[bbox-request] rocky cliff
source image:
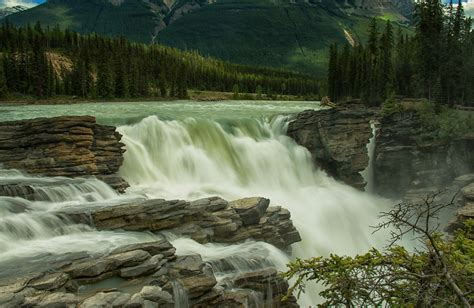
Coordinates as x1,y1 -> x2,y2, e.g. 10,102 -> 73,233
0,116 -> 128,192
287,105 -> 374,189
373,111 -> 474,198
287,105 -> 473,198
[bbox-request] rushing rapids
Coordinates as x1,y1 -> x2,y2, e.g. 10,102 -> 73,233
0,101 -> 393,306
119,115 -> 391,257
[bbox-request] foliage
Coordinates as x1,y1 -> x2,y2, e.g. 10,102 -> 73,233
283,192 -> 474,307
0,57 -> 7,98
417,100 -> 474,139
328,0 -> 473,106
381,94 -> 403,116
0,22 -> 322,100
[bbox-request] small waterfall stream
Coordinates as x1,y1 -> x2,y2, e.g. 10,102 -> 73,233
361,121 -> 378,193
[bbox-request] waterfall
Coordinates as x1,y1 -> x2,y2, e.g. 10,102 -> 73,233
118,115 -> 393,305
0,170 -> 153,263
361,121 -> 378,193
0,106 -> 394,306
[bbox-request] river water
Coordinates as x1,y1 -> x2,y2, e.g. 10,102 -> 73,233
0,100 -> 393,306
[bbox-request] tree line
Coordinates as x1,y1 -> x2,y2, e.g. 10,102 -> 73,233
328,0 -> 473,106
0,22 -> 322,100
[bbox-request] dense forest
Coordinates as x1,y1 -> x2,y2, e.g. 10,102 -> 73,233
328,0 -> 473,106
0,22 -> 322,100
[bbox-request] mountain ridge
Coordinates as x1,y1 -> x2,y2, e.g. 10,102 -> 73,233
4,0 -> 414,74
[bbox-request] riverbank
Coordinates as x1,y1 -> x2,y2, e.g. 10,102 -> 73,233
0,91 -> 316,106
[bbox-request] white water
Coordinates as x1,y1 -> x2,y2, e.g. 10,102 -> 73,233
0,170 -> 153,263
361,122 -> 378,194
118,115 -> 392,305
0,101 -> 393,306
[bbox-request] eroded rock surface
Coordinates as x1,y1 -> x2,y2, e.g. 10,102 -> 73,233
0,116 -> 128,192
64,196 -> 301,250
0,238 -> 298,307
287,105 -> 373,189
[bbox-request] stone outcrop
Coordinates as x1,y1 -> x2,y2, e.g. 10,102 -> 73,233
373,112 -> 474,198
64,196 -> 301,250
0,116 -> 128,192
447,176 -> 474,238
287,105 -> 374,189
0,239 -> 298,307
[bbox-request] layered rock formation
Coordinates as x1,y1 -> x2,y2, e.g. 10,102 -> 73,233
0,116 -> 128,192
287,105 -> 374,189
0,196 -> 300,307
0,239 -> 298,307
373,112 -> 474,198
64,196 -> 301,250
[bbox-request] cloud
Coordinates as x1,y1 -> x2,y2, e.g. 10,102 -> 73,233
0,0 -> 42,8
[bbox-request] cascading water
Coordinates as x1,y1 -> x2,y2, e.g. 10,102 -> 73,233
0,101 -> 394,306
0,170 -> 154,265
361,121 -> 378,194
118,114 -> 393,305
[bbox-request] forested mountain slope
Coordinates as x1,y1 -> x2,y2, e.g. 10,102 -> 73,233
5,0 -> 414,74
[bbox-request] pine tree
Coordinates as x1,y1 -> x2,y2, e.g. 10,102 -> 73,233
416,0 -> 444,101
327,44 -> 339,101
0,59 -> 8,98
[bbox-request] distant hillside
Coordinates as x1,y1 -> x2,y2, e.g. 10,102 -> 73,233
5,0 -> 414,75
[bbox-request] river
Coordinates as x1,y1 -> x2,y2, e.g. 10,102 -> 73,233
0,100 -> 393,306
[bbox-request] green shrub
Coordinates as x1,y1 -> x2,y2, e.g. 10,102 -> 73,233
416,100 -> 474,140
381,94 -> 403,116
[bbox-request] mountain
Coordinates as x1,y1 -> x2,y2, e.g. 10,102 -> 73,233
0,5 -> 27,19
4,0 -> 414,75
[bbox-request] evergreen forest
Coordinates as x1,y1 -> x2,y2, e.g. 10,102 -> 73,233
327,0 -> 473,106
0,22 -> 322,100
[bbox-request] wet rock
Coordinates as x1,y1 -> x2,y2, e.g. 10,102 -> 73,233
139,286 -> 173,305
0,239 -> 298,308
120,255 -> 164,279
167,255 -> 217,300
230,197 -> 270,226
28,273 -> 72,292
287,105 -> 374,189
37,292 -> 78,307
65,259 -> 114,279
107,250 -> 152,268
0,116 -> 128,193
82,197 -> 300,250
80,291 -> 131,307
